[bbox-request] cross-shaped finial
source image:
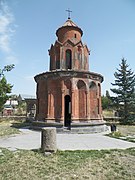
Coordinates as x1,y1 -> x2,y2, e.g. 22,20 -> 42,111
66,8 -> 72,19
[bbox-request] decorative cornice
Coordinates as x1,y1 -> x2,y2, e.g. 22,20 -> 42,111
34,70 -> 104,83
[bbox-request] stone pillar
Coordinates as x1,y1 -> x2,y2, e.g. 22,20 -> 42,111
88,91 -> 91,119
97,84 -> 102,118
86,90 -> 89,118
41,127 -> 57,153
61,80 -> 64,120
71,89 -> 75,119
61,89 -> 64,119
71,78 -> 75,120
99,96 -> 102,118
47,91 -> 51,118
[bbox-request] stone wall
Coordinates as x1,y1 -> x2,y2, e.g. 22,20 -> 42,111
0,116 -> 26,121
35,71 -> 103,123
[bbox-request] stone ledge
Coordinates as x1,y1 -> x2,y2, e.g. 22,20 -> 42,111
31,120 -> 108,134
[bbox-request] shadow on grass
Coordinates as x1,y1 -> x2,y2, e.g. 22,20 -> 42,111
11,121 -> 31,129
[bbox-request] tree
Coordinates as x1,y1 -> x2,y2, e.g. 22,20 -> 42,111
0,64 -> 15,78
102,90 -> 112,110
0,77 -> 13,111
110,58 -> 135,124
0,64 -> 15,111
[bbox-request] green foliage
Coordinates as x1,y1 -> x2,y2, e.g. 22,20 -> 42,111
0,64 -> 15,111
102,96 -> 110,110
0,77 -> 13,111
102,90 -> 112,110
0,64 -> 15,77
16,102 -> 26,115
111,58 -> 135,124
110,131 -> 122,138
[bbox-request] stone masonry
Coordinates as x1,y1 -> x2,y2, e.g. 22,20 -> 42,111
34,18 -> 104,128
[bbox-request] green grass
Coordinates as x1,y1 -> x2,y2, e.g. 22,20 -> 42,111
0,148 -> 135,180
117,125 -> 135,136
0,125 -> 20,137
107,125 -> 135,143
0,119 -> 30,137
103,110 -> 114,117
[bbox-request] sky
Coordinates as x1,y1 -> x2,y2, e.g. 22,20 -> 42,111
0,0 -> 135,96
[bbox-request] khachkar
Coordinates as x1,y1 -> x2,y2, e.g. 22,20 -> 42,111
34,17 -> 106,132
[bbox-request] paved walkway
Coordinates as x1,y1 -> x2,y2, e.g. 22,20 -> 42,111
0,128 -> 135,151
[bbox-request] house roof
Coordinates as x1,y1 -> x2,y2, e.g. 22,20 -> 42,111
18,94 -> 36,101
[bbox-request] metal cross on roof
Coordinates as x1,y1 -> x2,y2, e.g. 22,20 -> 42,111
66,8 -> 72,19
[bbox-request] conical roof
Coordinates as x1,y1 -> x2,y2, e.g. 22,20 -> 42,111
62,19 -> 78,27
56,18 -> 83,37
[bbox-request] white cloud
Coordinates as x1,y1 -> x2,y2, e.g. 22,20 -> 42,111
0,1 -> 16,53
0,34 -> 10,52
0,15 -> 11,33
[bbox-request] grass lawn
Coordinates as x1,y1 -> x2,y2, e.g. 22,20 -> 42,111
117,125 -> 135,136
0,125 -> 20,137
0,148 -> 135,180
107,125 -> 135,143
0,119 -> 30,137
0,120 -> 20,137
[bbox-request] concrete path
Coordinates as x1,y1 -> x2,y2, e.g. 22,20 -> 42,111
0,128 -> 135,151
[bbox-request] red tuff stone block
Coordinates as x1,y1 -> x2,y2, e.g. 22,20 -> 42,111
34,18 -> 104,127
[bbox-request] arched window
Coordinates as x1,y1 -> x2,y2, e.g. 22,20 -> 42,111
98,83 -> 101,96
77,80 -> 86,118
89,81 -> 97,90
77,80 -> 86,90
56,60 -> 60,69
89,81 -> 98,118
56,46 -> 60,69
66,49 -> 72,69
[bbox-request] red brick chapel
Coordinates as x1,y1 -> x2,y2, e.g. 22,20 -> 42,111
34,16 -> 105,131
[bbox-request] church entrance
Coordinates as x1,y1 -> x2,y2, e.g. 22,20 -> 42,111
64,95 -> 71,127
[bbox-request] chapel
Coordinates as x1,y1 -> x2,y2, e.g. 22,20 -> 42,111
34,16 -> 105,130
